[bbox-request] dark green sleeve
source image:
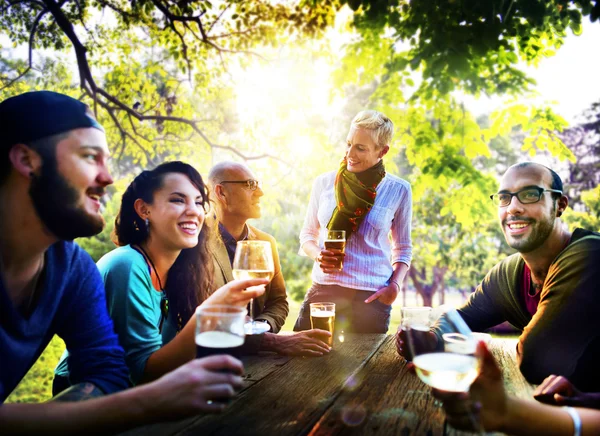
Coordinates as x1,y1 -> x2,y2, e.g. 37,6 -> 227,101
432,255 -> 526,344
517,236 -> 600,387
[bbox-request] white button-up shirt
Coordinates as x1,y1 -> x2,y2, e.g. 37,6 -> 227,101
299,171 -> 413,292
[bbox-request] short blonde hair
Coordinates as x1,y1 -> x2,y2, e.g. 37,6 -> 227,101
348,110 -> 394,149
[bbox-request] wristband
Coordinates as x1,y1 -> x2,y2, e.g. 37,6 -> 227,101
563,406 -> 582,436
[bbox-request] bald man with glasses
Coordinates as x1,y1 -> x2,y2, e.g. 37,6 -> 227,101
396,162 -> 600,400
207,162 -> 331,357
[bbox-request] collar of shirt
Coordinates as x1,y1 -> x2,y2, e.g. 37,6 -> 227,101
218,222 -> 249,265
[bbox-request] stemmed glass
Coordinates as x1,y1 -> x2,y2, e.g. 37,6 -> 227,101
232,240 -> 274,335
407,308 -> 483,434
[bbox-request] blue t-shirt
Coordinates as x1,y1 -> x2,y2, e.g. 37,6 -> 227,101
100,245 -> 177,384
0,241 -> 129,402
57,245 -> 177,385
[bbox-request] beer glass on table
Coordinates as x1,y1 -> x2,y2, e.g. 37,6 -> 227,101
310,302 -> 335,348
324,230 -> 346,270
195,305 -> 246,360
232,240 -> 274,335
400,306 -> 433,361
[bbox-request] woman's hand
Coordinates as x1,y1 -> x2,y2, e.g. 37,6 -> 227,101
364,283 -> 398,305
431,342 -> 509,432
203,278 -> 268,308
315,249 -> 345,274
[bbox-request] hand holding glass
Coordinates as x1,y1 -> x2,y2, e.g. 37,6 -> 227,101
324,230 -> 346,270
232,240 -> 274,335
409,309 -> 480,393
310,302 -> 335,348
400,306 -> 433,361
195,305 -> 246,360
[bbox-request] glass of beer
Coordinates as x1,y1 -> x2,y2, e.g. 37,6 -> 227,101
195,305 -> 246,360
400,306 -> 433,362
310,302 -> 335,347
232,240 -> 275,335
325,230 -> 346,270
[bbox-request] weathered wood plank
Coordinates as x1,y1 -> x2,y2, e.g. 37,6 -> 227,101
173,334 -> 387,436
119,351 -> 293,436
489,338 -> 535,400
308,335 -> 447,436
242,352 -> 293,383
308,336 -> 535,436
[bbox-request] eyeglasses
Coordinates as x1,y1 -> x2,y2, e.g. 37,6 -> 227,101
490,187 -> 563,207
219,179 -> 261,191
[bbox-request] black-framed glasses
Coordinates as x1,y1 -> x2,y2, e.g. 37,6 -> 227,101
490,187 -> 562,207
219,179 -> 261,191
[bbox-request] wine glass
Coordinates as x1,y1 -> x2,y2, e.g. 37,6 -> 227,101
232,240 -> 274,335
407,308 -> 483,433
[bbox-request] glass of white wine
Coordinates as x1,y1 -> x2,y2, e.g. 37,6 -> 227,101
232,240 -> 274,335
408,309 -> 483,433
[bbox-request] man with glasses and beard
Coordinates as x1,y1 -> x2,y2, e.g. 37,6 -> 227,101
396,162 -> 600,403
0,91 -> 247,433
208,161 -> 331,356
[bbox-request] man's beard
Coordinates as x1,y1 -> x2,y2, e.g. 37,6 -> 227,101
29,160 -> 105,240
504,211 -> 555,254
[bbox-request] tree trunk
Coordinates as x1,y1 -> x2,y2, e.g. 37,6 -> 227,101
408,265 -> 448,308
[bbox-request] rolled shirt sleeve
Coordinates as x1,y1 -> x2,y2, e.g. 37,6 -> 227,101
390,182 -> 412,267
299,174 -> 325,254
298,171 -> 413,291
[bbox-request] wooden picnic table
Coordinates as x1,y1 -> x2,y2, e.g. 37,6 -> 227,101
121,334 -> 534,436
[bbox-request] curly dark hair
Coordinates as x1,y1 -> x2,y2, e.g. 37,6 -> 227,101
113,161 -> 214,327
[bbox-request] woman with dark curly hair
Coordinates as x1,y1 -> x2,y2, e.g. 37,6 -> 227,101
56,161 -> 266,387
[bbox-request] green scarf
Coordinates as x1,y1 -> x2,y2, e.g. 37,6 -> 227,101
326,157 -> 386,240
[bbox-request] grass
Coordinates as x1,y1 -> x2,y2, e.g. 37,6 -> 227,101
6,336 -> 66,403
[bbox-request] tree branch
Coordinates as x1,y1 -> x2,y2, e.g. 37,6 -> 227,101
94,0 -> 134,19
101,100 -> 153,164
2,0 -> 45,11
22,0 -> 280,165
206,3 -> 230,34
42,0 -> 98,93
211,28 -> 253,40
168,21 -> 192,82
150,0 -> 204,22
0,7 -> 47,90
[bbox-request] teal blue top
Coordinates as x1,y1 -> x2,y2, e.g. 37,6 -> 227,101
56,245 -> 177,385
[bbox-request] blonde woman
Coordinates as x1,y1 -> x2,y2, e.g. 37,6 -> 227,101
295,110 -> 412,334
